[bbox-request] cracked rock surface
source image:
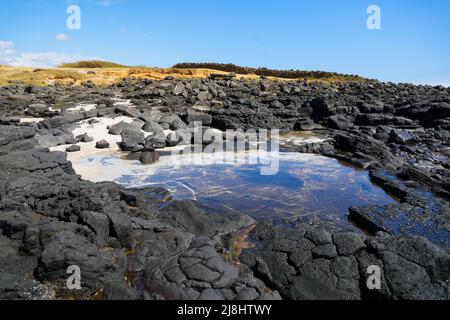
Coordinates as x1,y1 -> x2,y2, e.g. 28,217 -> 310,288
240,223 -> 449,300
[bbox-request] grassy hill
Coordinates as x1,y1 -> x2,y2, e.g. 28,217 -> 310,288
59,60 -> 128,68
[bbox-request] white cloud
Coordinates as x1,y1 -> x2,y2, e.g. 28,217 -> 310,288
98,0 -> 125,6
0,40 -> 15,59
0,40 -> 16,65
0,40 -> 14,50
56,33 -> 69,41
0,40 -> 101,68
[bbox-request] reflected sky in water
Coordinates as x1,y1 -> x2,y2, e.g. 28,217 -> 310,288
99,152 -> 397,230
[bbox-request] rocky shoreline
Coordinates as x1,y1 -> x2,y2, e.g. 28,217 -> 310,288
0,76 -> 449,300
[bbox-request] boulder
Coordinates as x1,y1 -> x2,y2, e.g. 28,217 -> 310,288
389,129 -> 414,145
173,83 -> 186,96
144,132 -> 167,150
74,134 -> 93,143
108,121 -> 141,135
175,129 -> 192,145
170,119 -> 188,130
66,145 -> 80,153
166,132 -> 181,147
115,106 -> 141,118
120,129 -> 144,151
142,120 -> 164,133
139,110 -> 162,123
96,140 -> 110,149
159,114 -> 182,126
140,151 -> 160,164
26,103 -> 50,117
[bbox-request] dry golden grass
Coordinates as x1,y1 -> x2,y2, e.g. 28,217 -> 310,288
0,66 -> 88,86
0,65 -> 260,86
0,65 -> 361,87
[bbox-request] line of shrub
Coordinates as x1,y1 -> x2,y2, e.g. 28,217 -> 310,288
173,62 -> 362,80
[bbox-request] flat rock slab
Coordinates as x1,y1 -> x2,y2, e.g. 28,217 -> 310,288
240,223 -> 450,300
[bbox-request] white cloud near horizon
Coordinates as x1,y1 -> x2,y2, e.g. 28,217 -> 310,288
0,40 -> 101,68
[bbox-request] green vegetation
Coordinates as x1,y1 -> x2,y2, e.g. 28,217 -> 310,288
59,60 -> 128,68
173,62 -> 364,81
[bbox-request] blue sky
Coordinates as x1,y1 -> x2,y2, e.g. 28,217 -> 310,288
0,0 -> 449,85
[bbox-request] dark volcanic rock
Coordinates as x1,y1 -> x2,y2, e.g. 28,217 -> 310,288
0,125 -> 37,153
333,131 -> 402,170
140,151 -> 160,164
74,134 -> 93,143
96,139 -> 110,149
159,200 -> 254,238
36,231 -> 126,295
66,145 -> 81,153
349,202 -> 450,250
120,129 -> 145,151
327,115 -> 354,130
1,79 -> 450,301
355,114 -> 414,126
165,132 -> 181,147
0,148 -> 74,175
144,132 -> 167,150
240,223 -> 450,300
108,121 -> 141,135
0,125 -> 36,146
184,110 -> 213,126
144,237 -> 280,300
294,119 -> 323,131
142,120 -> 164,133
139,110 -> 162,123
0,272 -> 51,300
388,129 -> 414,144
310,97 -> 336,122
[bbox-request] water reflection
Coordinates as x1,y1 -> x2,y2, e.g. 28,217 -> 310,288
77,151 -> 396,229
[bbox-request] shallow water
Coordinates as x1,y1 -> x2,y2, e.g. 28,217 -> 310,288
75,150 -> 396,230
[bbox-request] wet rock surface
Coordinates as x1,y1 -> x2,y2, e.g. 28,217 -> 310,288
0,78 -> 449,300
